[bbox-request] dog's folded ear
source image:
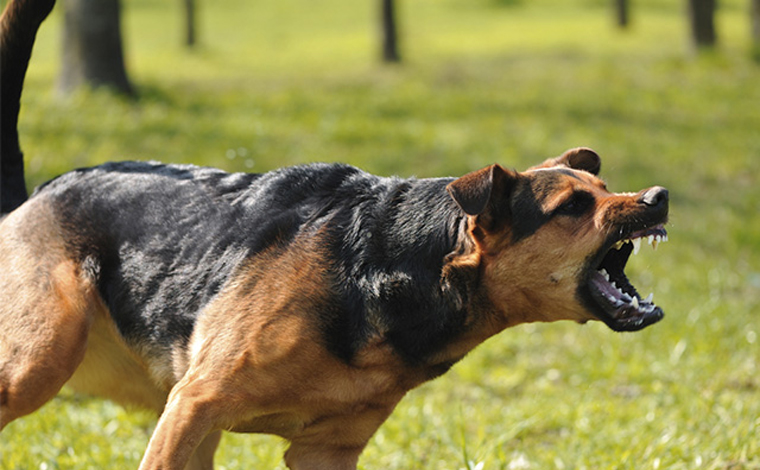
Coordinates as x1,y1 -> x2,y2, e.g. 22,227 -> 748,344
530,147 -> 601,175
447,164 -> 517,216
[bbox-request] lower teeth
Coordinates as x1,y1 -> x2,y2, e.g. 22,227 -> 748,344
595,270 -> 656,313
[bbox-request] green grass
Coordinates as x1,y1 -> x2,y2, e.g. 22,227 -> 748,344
2,0 -> 760,468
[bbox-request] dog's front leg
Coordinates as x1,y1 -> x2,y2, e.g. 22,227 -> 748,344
138,377 -> 220,470
186,430 -> 222,470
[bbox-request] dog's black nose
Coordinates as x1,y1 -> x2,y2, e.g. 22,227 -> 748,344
638,186 -> 669,208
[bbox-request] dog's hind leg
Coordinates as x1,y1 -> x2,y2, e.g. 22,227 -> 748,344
0,201 -> 97,429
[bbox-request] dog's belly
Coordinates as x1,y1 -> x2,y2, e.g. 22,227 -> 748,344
65,307 -> 170,413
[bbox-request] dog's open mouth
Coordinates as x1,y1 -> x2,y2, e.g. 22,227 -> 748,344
585,225 -> 668,331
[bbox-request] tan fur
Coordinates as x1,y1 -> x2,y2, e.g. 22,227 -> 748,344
0,200 -> 230,470
140,235 -> 411,470
467,169 -> 611,328
429,165 -> 635,364
66,301 -> 170,413
0,198 -> 95,428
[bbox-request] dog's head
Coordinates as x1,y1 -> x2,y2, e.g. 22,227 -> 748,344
447,148 -> 668,332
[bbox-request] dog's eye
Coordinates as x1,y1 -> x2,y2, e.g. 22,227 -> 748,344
556,192 -> 594,217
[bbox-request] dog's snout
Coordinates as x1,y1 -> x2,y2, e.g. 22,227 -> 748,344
638,186 -> 669,208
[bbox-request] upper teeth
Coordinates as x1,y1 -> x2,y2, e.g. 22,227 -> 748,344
632,238 -> 642,255
614,233 -> 668,253
596,232 -> 666,314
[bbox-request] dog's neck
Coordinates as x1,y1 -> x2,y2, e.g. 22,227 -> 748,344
320,176 -> 516,374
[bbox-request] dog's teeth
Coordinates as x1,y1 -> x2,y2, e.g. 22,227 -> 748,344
648,235 -> 655,245
599,269 -> 610,281
652,238 -> 659,250
632,238 -> 642,255
644,293 -> 654,304
631,296 -> 639,309
611,282 -> 621,296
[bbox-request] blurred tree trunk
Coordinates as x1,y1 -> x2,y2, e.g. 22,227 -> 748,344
183,0 -> 196,47
614,0 -> 629,28
687,0 -> 717,48
752,0 -> 760,59
380,0 -> 400,63
59,0 -> 134,96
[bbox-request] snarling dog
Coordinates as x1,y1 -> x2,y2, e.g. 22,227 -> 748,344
0,1 -> 669,470
0,151 -> 669,469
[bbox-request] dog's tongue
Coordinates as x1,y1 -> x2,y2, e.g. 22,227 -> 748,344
589,269 -> 659,324
590,270 -> 631,305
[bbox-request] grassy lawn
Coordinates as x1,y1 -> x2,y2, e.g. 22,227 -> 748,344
2,0 -> 759,468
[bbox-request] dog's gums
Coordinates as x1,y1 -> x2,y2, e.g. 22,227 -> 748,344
586,224 -> 668,331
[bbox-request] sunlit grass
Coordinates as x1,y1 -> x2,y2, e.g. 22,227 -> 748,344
2,0 -> 758,468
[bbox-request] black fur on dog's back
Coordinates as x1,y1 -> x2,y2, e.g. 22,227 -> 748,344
37,161 -> 471,366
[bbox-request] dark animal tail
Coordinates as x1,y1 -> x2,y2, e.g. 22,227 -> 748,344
0,0 -> 56,214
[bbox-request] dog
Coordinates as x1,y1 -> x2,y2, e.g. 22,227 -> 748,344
0,1 -> 669,469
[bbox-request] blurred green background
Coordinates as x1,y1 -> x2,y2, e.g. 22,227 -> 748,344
1,0 -> 759,468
